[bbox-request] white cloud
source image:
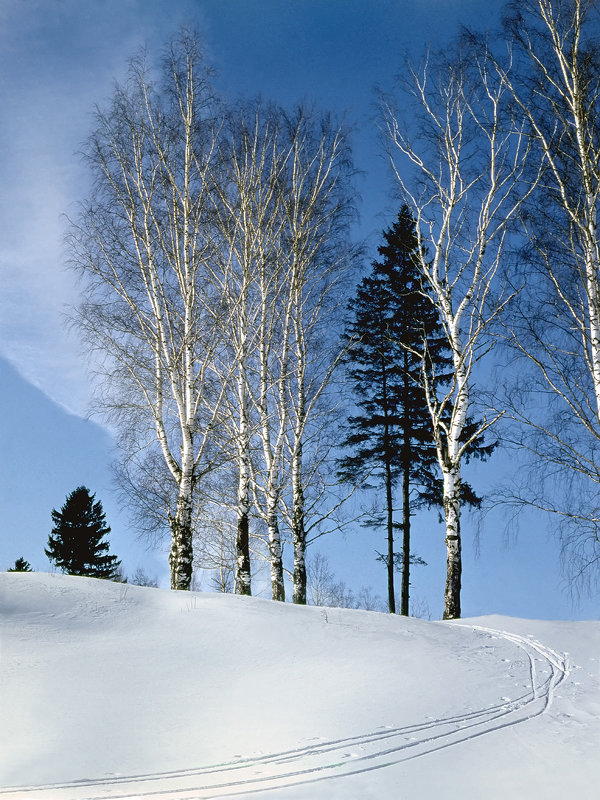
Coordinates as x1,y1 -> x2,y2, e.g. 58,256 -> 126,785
0,0 -> 207,417
0,2 -> 144,417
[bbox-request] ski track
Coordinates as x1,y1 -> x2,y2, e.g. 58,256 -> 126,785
1,625 -> 569,800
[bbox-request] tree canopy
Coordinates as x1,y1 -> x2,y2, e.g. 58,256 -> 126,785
45,486 -> 121,580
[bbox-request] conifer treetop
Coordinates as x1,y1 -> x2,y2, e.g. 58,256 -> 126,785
45,486 -> 121,580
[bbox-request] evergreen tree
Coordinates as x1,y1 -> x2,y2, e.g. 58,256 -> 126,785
8,557 -> 32,572
339,207 -> 443,615
45,486 -> 121,579
339,207 -> 492,615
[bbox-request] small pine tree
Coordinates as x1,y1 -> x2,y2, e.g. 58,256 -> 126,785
8,557 -> 33,572
45,486 -> 121,579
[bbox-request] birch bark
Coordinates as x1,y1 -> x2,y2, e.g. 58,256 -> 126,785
507,0 -> 600,419
212,102 -> 291,598
383,42 -> 533,617
280,109 -> 357,604
71,34 -> 227,591
494,0 -> 600,583
235,354 -> 252,595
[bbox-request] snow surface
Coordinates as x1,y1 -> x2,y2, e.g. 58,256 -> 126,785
0,573 -> 598,799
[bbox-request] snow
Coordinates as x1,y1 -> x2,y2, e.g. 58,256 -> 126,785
0,573 -> 598,799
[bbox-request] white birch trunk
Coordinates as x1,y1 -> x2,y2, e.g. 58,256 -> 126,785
214,104 -> 293,600
169,455 -> 194,590
383,42 -> 530,619
75,39 -> 231,591
441,462 -> 462,620
439,334 -> 470,619
291,438 -> 307,605
510,1 -> 600,420
169,76 -> 197,592
235,363 -> 252,596
550,0 -> 600,419
291,308 -> 308,605
266,492 -> 285,601
256,264 -> 289,602
574,92 -> 600,418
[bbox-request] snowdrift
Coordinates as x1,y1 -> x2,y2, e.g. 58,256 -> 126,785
0,572 -> 598,799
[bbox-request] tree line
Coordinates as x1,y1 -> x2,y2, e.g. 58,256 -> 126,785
4,487 -> 395,611
66,0 -> 600,618
69,33 -> 357,606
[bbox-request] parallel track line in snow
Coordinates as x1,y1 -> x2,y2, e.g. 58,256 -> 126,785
0,625 -> 569,800
0,693 -> 533,791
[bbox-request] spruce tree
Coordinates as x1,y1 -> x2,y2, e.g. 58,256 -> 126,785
339,207 -> 442,614
8,557 -> 32,572
45,486 -> 121,579
339,207 -> 492,615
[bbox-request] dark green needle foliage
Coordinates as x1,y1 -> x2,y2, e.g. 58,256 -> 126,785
339,206 -> 444,614
339,206 -> 492,615
8,557 -> 33,572
45,486 -> 121,579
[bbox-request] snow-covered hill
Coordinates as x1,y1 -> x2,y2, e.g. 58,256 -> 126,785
0,573 -> 598,799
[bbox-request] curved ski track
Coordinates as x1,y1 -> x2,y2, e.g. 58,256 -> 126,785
0,625 -> 569,800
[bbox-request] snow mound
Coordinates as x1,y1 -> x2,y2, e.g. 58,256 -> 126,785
0,572 -> 598,799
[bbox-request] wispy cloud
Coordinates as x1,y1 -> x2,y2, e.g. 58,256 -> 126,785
0,1 -> 174,417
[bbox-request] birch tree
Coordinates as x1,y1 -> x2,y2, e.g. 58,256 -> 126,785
70,33 -> 226,590
245,108 -> 294,603
280,108 -> 357,605
499,0 -> 600,584
382,43 -> 534,618
339,207 -> 491,616
214,104 -> 356,602
212,101 -> 293,599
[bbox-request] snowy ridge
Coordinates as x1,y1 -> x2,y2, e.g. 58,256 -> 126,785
0,573 -> 597,799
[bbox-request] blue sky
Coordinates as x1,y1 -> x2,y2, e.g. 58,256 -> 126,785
0,0 -> 597,618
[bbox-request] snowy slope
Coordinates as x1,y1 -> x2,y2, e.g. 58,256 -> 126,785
0,573 -> 598,799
